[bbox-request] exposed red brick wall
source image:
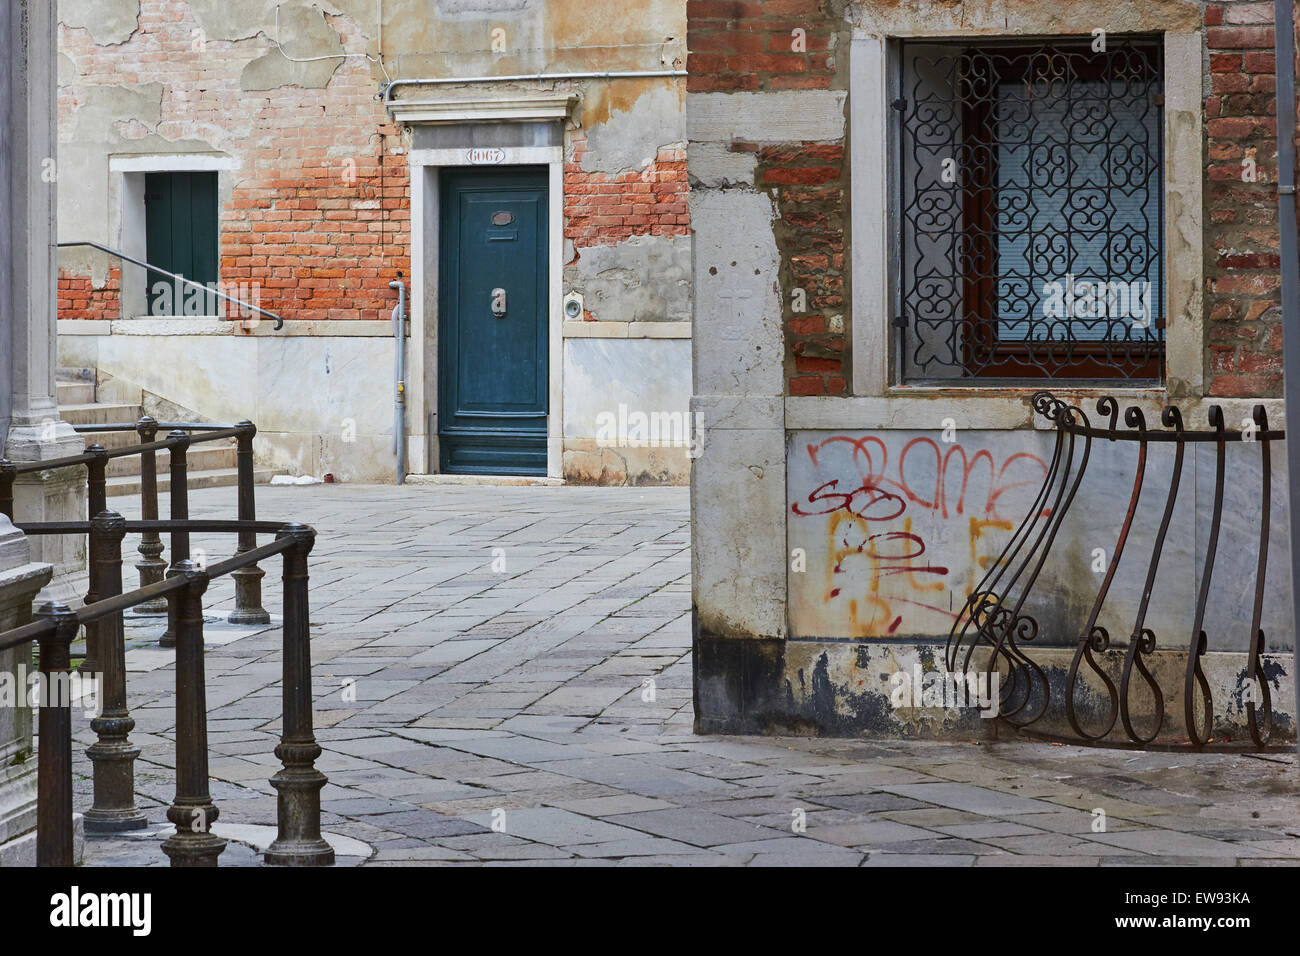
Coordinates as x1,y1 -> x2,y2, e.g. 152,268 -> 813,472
1204,0 -> 1293,398
57,1 -> 410,324
222,142 -> 409,322
686,0 -> 836,92
757,143 -> 846,396
688,0 -> 846,395
58,267 -> 121,321
564,132 -> 689,249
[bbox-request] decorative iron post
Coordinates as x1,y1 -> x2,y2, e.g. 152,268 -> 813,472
79,443 -> 109,673
160,560 -> 225,867
34,602 -> 78,867
133,416 -> 167,615
83,511 -> 147,832
229,420 -> 269,625
0,458 -> 14,520
159,430 -> 190,648
265,524 -> 334,866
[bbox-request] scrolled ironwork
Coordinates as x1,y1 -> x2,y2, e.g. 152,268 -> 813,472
956,391 -> 1284,749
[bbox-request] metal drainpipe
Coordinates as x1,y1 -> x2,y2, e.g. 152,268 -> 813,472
1273,0 -> 1300,762
390,276 -> 407,485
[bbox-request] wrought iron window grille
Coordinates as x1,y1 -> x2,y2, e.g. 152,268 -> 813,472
896,37 -> 1165,383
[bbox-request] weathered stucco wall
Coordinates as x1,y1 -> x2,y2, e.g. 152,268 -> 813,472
56,0 -> 693,485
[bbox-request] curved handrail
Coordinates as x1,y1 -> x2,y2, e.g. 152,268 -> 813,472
58,240 -> 284,329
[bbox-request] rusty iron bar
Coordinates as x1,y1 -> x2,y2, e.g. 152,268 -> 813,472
159,430 -> 191,649
1184,408 -> 1228,748
34,602 -> 79,867
83,511 -> 147,832
265,523 -> 334,866
982,393 -> 1096,727
1118,405 -> 1187,745
229,421 -> 270,625
133,416 -> 168,616
80,444 -> 110,674
160,560 -> 226,867
1064,398 -> 1148,742
961,391 -> 1284,749
1246,405 -> 1276,746
947,416 -> 1067,720
947,408 -> 1065,695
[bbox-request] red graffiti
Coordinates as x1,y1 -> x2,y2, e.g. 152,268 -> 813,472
791,433 -> 1048,636
792,435 -> 1048,522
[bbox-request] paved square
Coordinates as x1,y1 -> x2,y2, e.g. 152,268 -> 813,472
67,483 -> 1300,866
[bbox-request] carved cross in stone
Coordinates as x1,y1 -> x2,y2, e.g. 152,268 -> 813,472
712,282 -> 754,342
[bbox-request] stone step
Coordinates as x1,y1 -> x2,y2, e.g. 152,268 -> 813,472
60,402 -> 144,426
56,380 -> 94,405
105,466 -> 271,498
78,429 -> 149,451
105,443 -> 237,478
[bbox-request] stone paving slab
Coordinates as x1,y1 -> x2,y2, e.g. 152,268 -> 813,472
64,483 -> 1300,868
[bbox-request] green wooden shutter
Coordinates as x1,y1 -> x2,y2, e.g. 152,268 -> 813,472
144,171 -> 219,315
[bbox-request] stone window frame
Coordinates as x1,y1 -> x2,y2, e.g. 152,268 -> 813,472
848,22 -> 1204,407
107,153 -> 238,321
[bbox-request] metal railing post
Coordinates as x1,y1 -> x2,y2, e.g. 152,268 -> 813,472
83,511 -> 147,832
35,602 -> 78,867
229,421 -> 269,625
0,459 -> 15,520
133,416 -> 167,615
160,430 -> 190,648
80,444 -> 109,673
265,524 -> 333,866
160,560 -> 225,867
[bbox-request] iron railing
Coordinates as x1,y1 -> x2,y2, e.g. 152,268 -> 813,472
2,418 -> 269,659
0,424 -> 331,866
948,391 -> 1284,749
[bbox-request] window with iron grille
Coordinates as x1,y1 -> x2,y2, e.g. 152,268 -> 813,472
895,37 -> 1164,383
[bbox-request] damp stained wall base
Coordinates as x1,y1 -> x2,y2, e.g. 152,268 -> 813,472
693,621 -> 1297,745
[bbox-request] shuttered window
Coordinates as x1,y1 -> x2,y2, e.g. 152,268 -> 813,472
144,171 -> 219,316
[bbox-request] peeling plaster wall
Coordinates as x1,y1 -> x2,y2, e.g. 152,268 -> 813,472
57,0 -> 691,486
59,0 -> 141,46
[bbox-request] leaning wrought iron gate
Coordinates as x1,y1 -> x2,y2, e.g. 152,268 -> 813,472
947,391 -> 1285,749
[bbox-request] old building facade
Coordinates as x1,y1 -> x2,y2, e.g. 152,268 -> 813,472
55,0 -> 692,485
689,0 -> 1300,742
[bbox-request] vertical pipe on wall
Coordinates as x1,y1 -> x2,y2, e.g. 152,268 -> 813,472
1272,0 -> 1300,763
390,276 -> 407,484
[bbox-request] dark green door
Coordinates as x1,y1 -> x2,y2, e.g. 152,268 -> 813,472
438,167 -> 549,475
144,171 -> 219,315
